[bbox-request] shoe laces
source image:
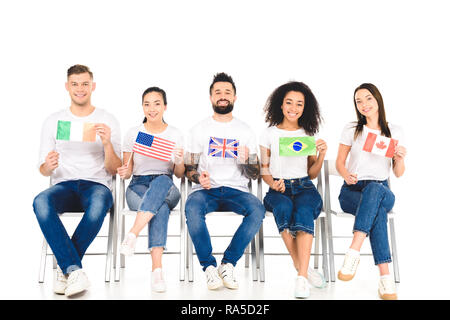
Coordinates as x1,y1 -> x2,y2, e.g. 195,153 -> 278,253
206,267 -> 220,283
221,264 -> 236,282
380,277 -> 396,293
56,268 -> 67,282
67,270 -> 81,286
342,254 -> 359,273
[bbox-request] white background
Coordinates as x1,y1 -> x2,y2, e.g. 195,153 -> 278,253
0,0 -> 449,299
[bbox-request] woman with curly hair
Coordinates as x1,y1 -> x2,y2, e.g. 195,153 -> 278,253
260,81 -> 327,298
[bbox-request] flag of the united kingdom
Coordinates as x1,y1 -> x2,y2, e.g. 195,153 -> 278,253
208,137 -> 239,159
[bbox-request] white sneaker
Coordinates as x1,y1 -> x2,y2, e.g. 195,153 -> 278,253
307,267 -> 326,288
218,263 -> 239,289
151,268 -> 166,293
120,232 -> 137,256
204,265 -> 223,290
295,275 -> 310,299
65,269 -> 90,297
338,250 -> 360,281
53,266 -> 67,295
378,276 -> 398,300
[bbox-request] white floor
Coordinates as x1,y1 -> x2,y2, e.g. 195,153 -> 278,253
4,213 -> 447,301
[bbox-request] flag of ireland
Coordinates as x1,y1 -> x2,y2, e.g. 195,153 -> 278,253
279,137 -> 316,156
56,120 -> 96,142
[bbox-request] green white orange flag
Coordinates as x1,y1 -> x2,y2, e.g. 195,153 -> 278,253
56,120 -> 96,142
279,137 -> 316,156
362,132 -> 398,158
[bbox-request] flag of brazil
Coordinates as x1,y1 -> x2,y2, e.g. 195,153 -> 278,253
279,137 -> 316,156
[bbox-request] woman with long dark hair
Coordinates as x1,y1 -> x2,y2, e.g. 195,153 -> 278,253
336,83 -> 406,300
260,81 -> 327,298
117,87 -> 185,292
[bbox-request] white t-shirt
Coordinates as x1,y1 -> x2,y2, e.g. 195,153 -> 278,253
123,123 -> 184,176
38,108 -> 121,189
259,126 -> 315,179
187,116 -> 258,193
339,122 -> 406,181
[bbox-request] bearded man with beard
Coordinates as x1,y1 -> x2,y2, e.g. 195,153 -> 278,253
184,72 -> 265,290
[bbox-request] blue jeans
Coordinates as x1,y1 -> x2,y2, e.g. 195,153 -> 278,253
185,187 -> 265,271
126,174 -> 180,250
32,180 -> 113,275
338,180 -> 395,265
263,177 -> 323,236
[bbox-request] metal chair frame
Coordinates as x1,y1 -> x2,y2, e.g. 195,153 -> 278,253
185,179 -> 259,282
323,159 -> 400,283
114,176 -> 186,282
38,176 -> 117,283
255,173 -> 330,282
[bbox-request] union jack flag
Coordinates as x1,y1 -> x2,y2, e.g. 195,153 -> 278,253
208,137 -> 239,159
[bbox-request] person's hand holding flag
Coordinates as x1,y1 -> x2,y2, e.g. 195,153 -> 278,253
237,145 -> 249,164
41,150 -> 59,176
199,171 -> 211,190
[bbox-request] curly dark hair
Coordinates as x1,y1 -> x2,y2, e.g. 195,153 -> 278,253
263,81 -> 322,135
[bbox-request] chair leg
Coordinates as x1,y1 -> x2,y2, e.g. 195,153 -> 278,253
179,217 -> 186,282
314,219 -> 320,269
320,217 -> 330,282
39,238 -> 48,283
258,224 -> 265,282
187,232 -> 194,282
244,245 -> 250,268
104,211 -> 114,282
389,216 -> 400,283
52,256 -> 57,269
251,236 -> 257,281
326,212 -> 336,282
114,210 -> 123,282
120,215 -> 126,268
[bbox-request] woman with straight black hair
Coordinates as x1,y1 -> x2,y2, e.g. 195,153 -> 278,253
260,81 -> 327,299
117,87 -> 185,292
336,83 -> 406,300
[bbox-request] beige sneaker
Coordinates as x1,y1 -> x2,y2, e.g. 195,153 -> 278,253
205,266 -> 223,290
378,276 -> 398,300
53,266 -> 67,295
338,251 -> 360,281
65,269 -> 90,297
218,263 -> 239,289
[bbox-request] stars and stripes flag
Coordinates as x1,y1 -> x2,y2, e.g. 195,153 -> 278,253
362,132 -> 398,158
132,131 -> 176,162
208,137 -> 239,159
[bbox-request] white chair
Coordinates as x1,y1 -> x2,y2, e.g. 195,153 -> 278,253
185,180 -> 259,282
323,159 -> 400,283
38,176 -> 117,283
114,176 -> 186,282
255,173 -> 330,282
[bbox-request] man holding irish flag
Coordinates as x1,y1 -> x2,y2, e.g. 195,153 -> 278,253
33,65 -> 121,297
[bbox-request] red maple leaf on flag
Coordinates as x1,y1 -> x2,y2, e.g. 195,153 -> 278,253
376,141 -> 387,149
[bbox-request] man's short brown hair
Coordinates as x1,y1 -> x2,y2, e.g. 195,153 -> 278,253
67,64 -> 93,79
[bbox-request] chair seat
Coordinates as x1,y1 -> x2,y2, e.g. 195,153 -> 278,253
331,210 -> 395,218
120,208 -> 181,216
265,210 -> 327,218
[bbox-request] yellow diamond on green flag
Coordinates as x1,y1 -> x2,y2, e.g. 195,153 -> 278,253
279,137 -> 316,156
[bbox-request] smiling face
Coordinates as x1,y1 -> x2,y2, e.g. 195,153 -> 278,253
65,72 -> 95,107
281,90 -> 305,122
354,88 -> 379,119
210,81 -> 236,114
142,91 -> 166,123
